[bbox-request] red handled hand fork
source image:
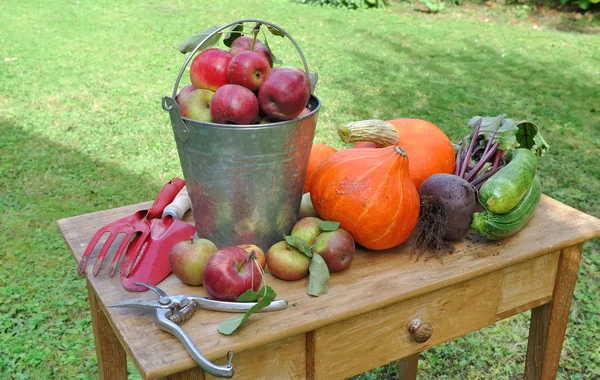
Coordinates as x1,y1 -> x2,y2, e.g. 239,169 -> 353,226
77,178 -> 186,277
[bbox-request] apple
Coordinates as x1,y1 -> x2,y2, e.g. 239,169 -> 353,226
311,228 -> 355,273
202,246 -> 262,301
298,107 -> 311,118
210,84 -> 259,125
178,88 -> 214,122
258,67 -> 310,120
266,241 -> 310,281
237,243 -> 267,269
229,36 -> 273,67
290,216 -> 322,246
227,51 -> 271,91
169,237 -> 218,286
190,48 -> 232,91
176,84 -> 195,102
298,192 -> 319,219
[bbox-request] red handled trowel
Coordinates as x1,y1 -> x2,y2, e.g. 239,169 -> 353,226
121,187 -> 196,292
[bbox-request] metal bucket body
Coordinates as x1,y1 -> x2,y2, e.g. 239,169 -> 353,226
165,95 -> 320,250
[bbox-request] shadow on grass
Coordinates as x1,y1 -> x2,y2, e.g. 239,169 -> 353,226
0,118 -> 168,378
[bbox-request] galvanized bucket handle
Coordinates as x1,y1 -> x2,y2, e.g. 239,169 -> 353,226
169,18 -> 312,99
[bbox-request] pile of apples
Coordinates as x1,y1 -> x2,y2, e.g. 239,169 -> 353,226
177,36 -> 312,125
169,216 -> 356,301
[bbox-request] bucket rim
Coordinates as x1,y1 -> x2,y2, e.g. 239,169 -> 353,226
180,95 -> 321,131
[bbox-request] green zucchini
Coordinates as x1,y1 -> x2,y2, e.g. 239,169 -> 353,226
479,148 -> 537,214
471,175 -> 541,240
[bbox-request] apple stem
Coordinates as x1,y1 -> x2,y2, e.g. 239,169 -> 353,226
250,24 -> 260,51
237,250 -> 256,272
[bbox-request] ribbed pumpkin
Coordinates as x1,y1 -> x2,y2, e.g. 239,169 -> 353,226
310,146 -> 420,250
354,118 -> 456,189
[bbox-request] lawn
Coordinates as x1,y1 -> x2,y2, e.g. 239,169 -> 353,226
1,0 -> 599,378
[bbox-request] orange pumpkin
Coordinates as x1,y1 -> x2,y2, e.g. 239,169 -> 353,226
355,118 -> 455,189
310,146 -> 420,250
303,143 -> 337,193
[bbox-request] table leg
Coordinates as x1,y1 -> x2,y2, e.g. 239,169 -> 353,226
87,281 -> 128,380
524,244 -> 582,380
398,354 -> 419,380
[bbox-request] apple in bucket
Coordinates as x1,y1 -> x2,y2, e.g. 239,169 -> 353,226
258,67 -> 310,121
227,51 -> 271,92
202,246 -> 262,301
210,84 -> 259,125
229,36 -> 273,67
190,48 -> 232,91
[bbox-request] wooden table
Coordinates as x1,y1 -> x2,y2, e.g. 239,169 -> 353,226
58,195 -> 600,380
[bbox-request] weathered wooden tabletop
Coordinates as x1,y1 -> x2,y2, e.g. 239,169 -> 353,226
57,195 -> 600,379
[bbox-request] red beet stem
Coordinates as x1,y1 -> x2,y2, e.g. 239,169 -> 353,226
459,119 -> 482,178
465,142 -> 499,182
492,150 -> 504,170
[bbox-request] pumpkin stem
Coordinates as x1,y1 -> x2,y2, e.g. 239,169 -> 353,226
337,120 -> 399,147
393,146 -> 407,157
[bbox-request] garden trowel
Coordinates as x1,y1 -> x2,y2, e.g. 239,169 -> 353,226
121,187 -> 196,292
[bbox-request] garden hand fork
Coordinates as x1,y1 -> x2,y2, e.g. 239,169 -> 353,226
77,178 -> 186,277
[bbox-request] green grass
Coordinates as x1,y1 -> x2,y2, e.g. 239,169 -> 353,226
1,0 -> 599,378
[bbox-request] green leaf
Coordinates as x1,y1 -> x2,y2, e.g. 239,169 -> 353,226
285,235 -> 313,258
236,288 -> 261,302
223,23 -> 244,48
306,253 -> 330,297
516,121 -> 550,157
267,25 -> 285,38
174,26 -> 220,54
318,220 -> 340,232
218,286 -> 276,335
468,115 -> 519,151
260,30 -> 283,65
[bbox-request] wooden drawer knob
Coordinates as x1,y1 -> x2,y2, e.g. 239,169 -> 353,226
407,319 -> 433,343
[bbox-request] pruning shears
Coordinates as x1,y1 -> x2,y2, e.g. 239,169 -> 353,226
108,282 -> 288,378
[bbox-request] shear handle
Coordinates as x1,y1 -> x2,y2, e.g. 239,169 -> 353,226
179,296 -> 288,313
155,309 -> 234,378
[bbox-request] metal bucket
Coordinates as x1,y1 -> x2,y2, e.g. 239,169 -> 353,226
162,19 -> 320,250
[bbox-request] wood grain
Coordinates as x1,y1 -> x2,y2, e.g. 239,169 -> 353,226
497,251 -> 559,318
524,244 -> 583,379
87,281 -> 127,380
308,273 -> 501,379
56,195 -> 600,378
204,334 -> 306,380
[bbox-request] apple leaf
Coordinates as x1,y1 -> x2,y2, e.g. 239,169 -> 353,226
318,220 -> 340,232
218,285 -> 276,335
175,26 -> 220,54
285,235 -> 313,258
306,253 -> 329,297
237,285 -> 269,302
260,30 -> 283,65
223,23 -> 244,48
267,25 -> 285,38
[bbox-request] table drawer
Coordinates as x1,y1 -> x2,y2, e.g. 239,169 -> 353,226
307,272 -> 502,379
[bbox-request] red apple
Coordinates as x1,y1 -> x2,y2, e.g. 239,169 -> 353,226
178,88 -> 214,122
290,216 -> 322,246
227,51 -> 271,91
229,36 -> 273,67
169,237 -> 218,286
202,246 -> 262,301
190,48 -> 232,91
237,243 -> 267,269
176,84 -> 195,102
210,84 -> 259,125
258,67 -> 310,120
311,229 -> 355,273
266,241 -> 310,281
